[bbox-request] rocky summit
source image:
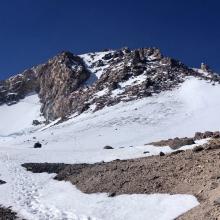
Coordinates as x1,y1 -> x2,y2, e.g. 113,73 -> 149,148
0,47 -> 219,121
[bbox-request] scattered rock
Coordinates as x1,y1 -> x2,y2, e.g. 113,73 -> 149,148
32,120 -> 41,126
194,132 -> 203,140
201,63 -> 212,73
213,131 -> 220,138
0,180 -> 6,185
108,192 -> 116,197
103,145 -> 114,150
34,142 -> 42,148
143,151 -> 150,154
169,138 -> 195,149
159,152 -> 165,156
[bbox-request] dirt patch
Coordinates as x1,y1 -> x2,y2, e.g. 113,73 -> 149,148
0,206 -> 19,220
22,138 -> 220,219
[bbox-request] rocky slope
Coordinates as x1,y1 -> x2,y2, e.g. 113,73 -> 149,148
22,137 -> 220,220
0,47 -> 219,121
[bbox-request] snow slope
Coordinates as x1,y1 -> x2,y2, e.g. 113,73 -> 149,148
0,94 -> 43,137
1,77 -> 220,219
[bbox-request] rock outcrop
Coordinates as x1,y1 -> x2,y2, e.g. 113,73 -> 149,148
1,47 -> 220,121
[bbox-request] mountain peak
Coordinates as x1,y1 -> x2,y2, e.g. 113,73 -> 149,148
0,47 -> 219,121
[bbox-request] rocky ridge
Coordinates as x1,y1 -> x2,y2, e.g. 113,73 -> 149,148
0,47 -> 219,121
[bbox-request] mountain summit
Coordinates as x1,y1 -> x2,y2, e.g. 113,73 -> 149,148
0,47 -> 219,121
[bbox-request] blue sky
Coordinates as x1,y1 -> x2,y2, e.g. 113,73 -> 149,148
0,0 -> 220,79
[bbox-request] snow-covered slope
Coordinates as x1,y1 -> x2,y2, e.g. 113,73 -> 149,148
0,76 -> 219,219
0,94 -> 43,137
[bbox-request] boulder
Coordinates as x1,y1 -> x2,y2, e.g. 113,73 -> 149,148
34,142 -> 42,148
103,145 -> 114,150
32,120 -> 41,126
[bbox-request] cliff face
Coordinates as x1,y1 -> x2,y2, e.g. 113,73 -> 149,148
0,51 -> 90,120
1,47 -> 219,121
36,52 -> 89,120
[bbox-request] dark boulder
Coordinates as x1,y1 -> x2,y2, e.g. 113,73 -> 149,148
159,152 -> 165,156
32,120 -> 41,126
169,137 -> 195,150
34,142 -> 42,148
103,145 -> 114,150
0,180 -> 6,184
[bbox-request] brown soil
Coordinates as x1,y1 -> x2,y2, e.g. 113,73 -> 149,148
22,138 -> 220,220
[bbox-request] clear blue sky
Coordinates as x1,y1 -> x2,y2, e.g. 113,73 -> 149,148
0,0 -> 220,79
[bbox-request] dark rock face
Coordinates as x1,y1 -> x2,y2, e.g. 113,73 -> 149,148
37,52 -> 90,120
0,52 -> 90,121
1,47 -> 220,122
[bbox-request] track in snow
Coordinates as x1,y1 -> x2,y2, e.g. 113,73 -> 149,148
0,152 -> 86,220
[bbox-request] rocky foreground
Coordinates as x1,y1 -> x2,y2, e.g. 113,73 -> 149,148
22,137 -> 220,220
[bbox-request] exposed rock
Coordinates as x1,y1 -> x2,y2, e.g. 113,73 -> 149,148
213,131 -> 220,138
143,151 -> 150,154
170,138 -> 195,149
201,62 -> 212,73
0,180 -> 6,185
149,137 -> 195,149
203,131 -> 213,139
1,48 -> 220,122
32,120 -> 41,126
103,145 -> 114,150
22,163 -> 68,174
159,152 -> 165,156
108,192 -> 116,197
0,206 -> 19,220
34,142 -> 42,148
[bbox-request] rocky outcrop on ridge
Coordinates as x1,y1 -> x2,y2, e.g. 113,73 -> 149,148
1,47 -> 220,121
